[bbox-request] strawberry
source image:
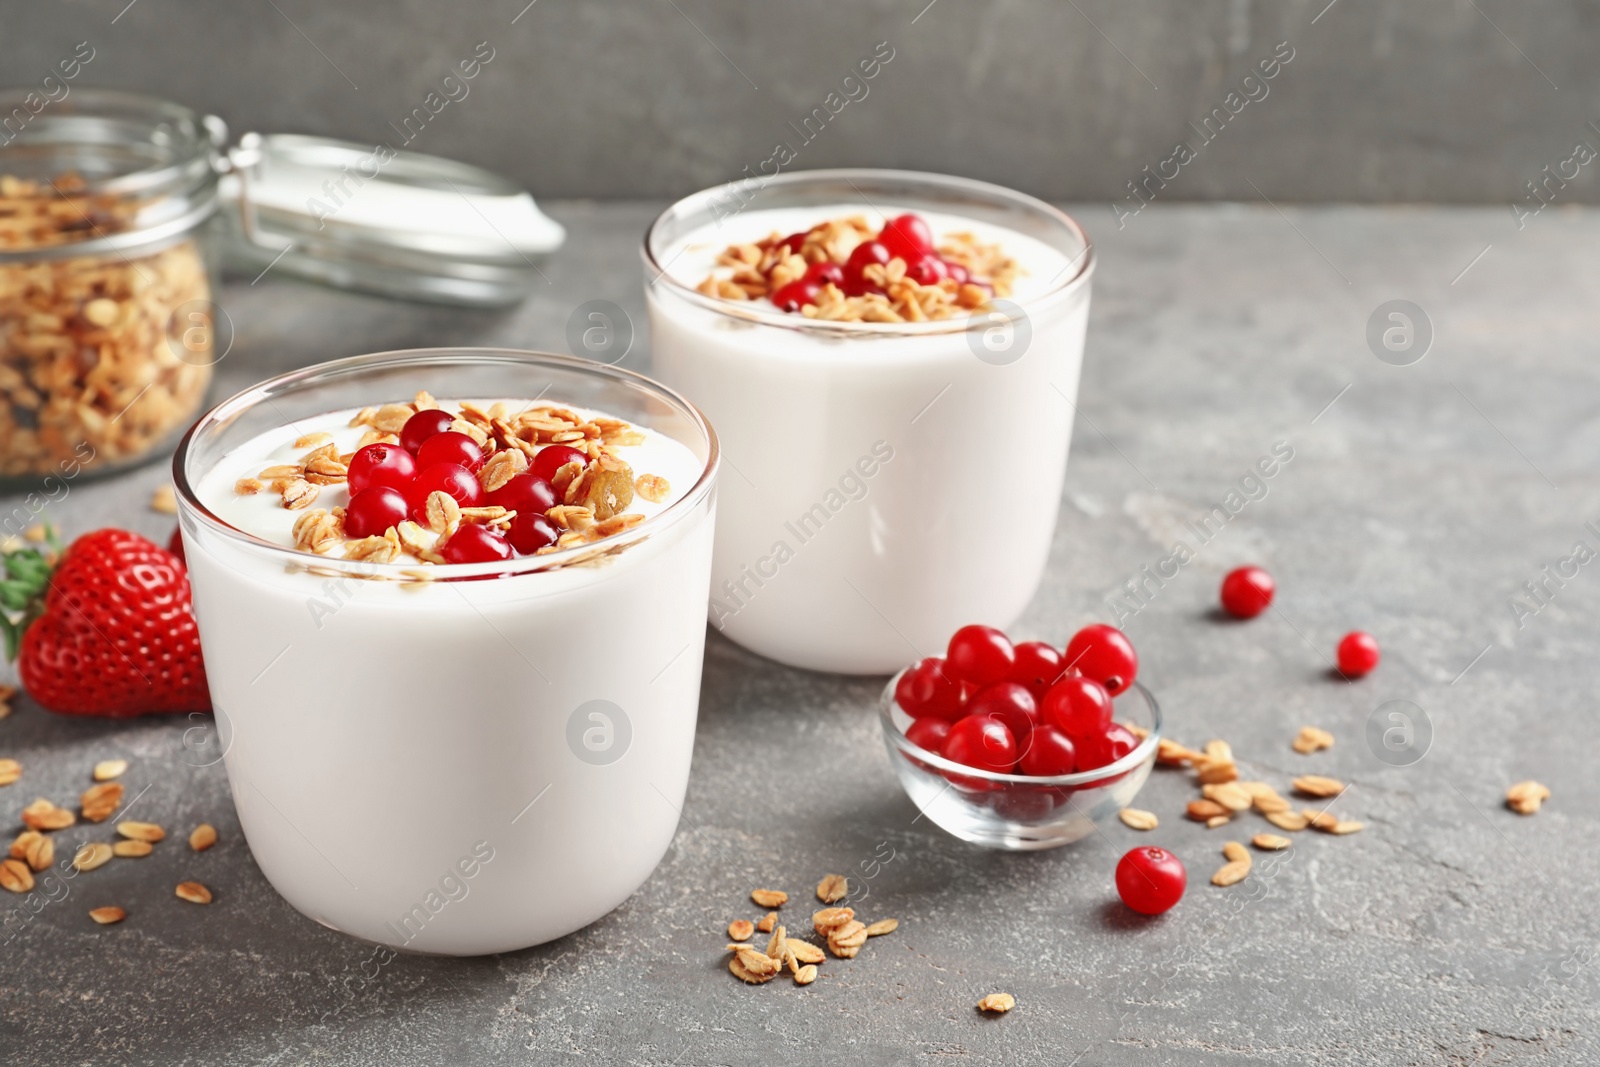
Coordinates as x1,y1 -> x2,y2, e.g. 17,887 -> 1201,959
3,528 -> 210,718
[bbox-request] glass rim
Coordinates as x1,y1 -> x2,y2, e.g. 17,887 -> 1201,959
878,670 -> 1161,787
642,167 -> 1095,337
171,347 -> 720,581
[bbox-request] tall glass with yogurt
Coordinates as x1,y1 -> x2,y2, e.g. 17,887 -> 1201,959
644,170 -> 1093,674
172,349 -> 717,955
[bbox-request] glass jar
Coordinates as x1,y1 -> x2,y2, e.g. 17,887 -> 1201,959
0,88 -> 225,487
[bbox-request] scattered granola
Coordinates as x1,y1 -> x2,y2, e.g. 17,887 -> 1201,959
0,857 -> 34,893
10,830 -> 52,871
727,919 -> 755,941
1119,808 -> 1159,831
92,759 -> 128,781
112,839 -> 152,858
72,842 -> 113,871
21,797 -> 74,831
1212,841 -> 1252,887
1252,833 -> 1293,851
751,888 -> 788,908
1292,725 -> 1335,754
977,993 -> 1016,1014
174,881 -> 213,905
1292,775 -> 1345,799
80,781 -> 123,822
815,873 -> 849,903
88,905 -> 126,925
150,484 -> 177,514
756,911 -> 778,933
189,823 -> 218,851
116,820 -> 165,843
1506,780 -> 1550,815
0,758 -> 19,786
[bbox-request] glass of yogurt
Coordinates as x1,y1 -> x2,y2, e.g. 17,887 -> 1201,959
172,348 -> 717,955
644,169 -> 1093,674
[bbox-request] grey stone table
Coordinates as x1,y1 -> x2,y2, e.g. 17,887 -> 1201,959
4,203 -> 1597,1067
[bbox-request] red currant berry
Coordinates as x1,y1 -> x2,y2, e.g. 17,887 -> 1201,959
906,253 -> 948,286
963,681 -> 1038,747
406,462 -> 485,522
415,430 -> 485,472
530,444 -> 589,482
1337,631 -> 1380,677
771,278 -> 821,312
347,443 -> 418,495
1041,675 -> 1114,740
1116,846 -> 1186,916
507,512 -> 559,555
896,657 -> 966,721
803,261 -> 845,288
1077,722 -> 1140,771
487,472 -> 557,517
1064,623 -> 1138,696
879,213 -> 935,261
940,715 -> 1017,773
440,524 -> 513,564
343,486 -> 409,538
946,624 -> 1015,687
904,716 -> 951,754
399,408 -> 457,455
839,275 -> 885,298
777,231 -> 810,256
1220,565 -> 1275,619
1018,724 -> 1077,776
1010,640 -> 1067,697
945,260 -> 970,285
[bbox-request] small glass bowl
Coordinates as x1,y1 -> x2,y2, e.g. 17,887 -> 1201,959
879,673 -> 1161,850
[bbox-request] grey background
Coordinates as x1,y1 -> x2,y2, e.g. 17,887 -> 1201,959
5,0 -> 1599,209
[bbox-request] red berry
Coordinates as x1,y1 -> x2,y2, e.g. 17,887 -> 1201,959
1041,675 -> 1113,740
946,624 -> 1015,687
906,253 -> 948,286
487,472 -> 557,517
963,681 -> 1038,746
1064,624 -> 1138,696
440,524 -> 513,564
406,462 -> 485,522
895,657 -> 966,721
771,278 -> 822,312
945,260 -> 970,285
507,512 -> 559,555
1010,640 -> 1067,697
1220,565 -> 1275,619
344,486 -> 409,538
940,715 -> 1017,773
1077,722 -> 1140,771
1018,724 -> 1077,776
347,443 -> 418,495
904,716 -> 951,754
399,408 -> 457,454
415,430 -> 485,472
845,239 -> 891,277
530,445 -> 589,482
804,261 -> 845,288
880,213 -> 935,261
1337,631 -> 1380,677
777,231 -> 810,256
1116,846 -> 1186,916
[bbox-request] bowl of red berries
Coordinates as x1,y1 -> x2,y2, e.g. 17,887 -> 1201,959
880,622 -> 1160,850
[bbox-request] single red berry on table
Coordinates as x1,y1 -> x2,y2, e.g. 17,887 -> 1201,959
879,213 -> 935,261
406,462 -> 485,522
1337,631 -> 1380,677
399,408 -> 457,455
1041,674 -> 1114,740
415,430 -> 485,472
1064,623 -> 1138,696
530,444 -> 589,482
1010,640 -> 1067,697
771,279 -> 821,312
1220,565 -> 1275,619
344,486 -> 410,538
347,443 -> 418,495
940,714 -> 1018,773
1019,724 -> 1077,777
440,524 -> 513,565
507,512 -> 560,555
904,716 -> 951,754
946,624 -> 1015,687
1116,846 -> 1186,915
487,472 -> 557,517
963,681 -> 1038,749
1077,722 -> 1140,771
896,657 -> 966,721
8,529 -> 209,717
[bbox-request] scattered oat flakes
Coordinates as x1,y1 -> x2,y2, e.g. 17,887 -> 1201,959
21,797 -> 74,831
1292,775 -> 1345,798
1328,820 -> 1364,835
1303,808 -> 1339,832
189,823 -> 218,851
0,758 -> 19,786
812,907 -> 854,935
865,918 -> 898,937
727,945 -> 781,983
175,881 -> 213,905
635,473 -> 670,503
150,484 -> 177,514
751,888 -> 788,908
826,920 -> 868,959
0,857 -> 34,893
756,911 -> 778,933
80,781 -> 124,822
1202,782 -> 1253,813
1186,798 -> 1228,822
727,919 -> 754,941
112,840 -> 152,858
977,993 -> 1016,1014
117,820 -> 165,843
1156,738 -> 1203,766
794,964 -> 818,985
1292,725 -> 1336,754
816,873 -> 849,903
89,906 -> 127,925
1265,810 -> 1310,832
294,431 -> 333,450
72,842 -> 114,871
1205,814 -> 1232,829
787,939 -> 825,964
92,759 -> 128,781
1252,833 -> 1293,851
1506,780 -> 1550,815
1119,808 -> 1159,831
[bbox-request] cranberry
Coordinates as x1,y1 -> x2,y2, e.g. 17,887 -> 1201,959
1077,722 -> 1140,771
1018,724 -> 1077,776
507,512 -> 559,555
415,430 -> 485,472
488,472 -> 557,517
530,444 -> 589,482
844,238 -> 891,278
940,715 -> 1017,774
840,275 -> 886,298
1116,846 -> 1186,916
344,486 -> 410,538
1337,631 -> 1380,677
904,716 -> 951,754
777,231 -> 810,256
1010,640 -> 1068,697
804,261 -> 845,288
945,260 -> 970,285
771,278 -> 822,312
1220,565 -> 1275,619
946,624 -> 1015,687
347,443 -> 418,495
1041,675 -> 1114,740
963,682 -> 1038,747
440,524 -> 513,564
895,657 -> 966,721
906,253 -> 948,286
399,409 -> 457,455
1064,623 -> 1138,696
879,213 -> 935,261
406,462 -> 485,522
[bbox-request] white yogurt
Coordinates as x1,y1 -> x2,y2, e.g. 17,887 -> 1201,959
180,388 -> 716,955
647,186 -> 1092,674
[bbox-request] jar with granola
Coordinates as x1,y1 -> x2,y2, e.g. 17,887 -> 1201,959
0,89 -> 224,487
